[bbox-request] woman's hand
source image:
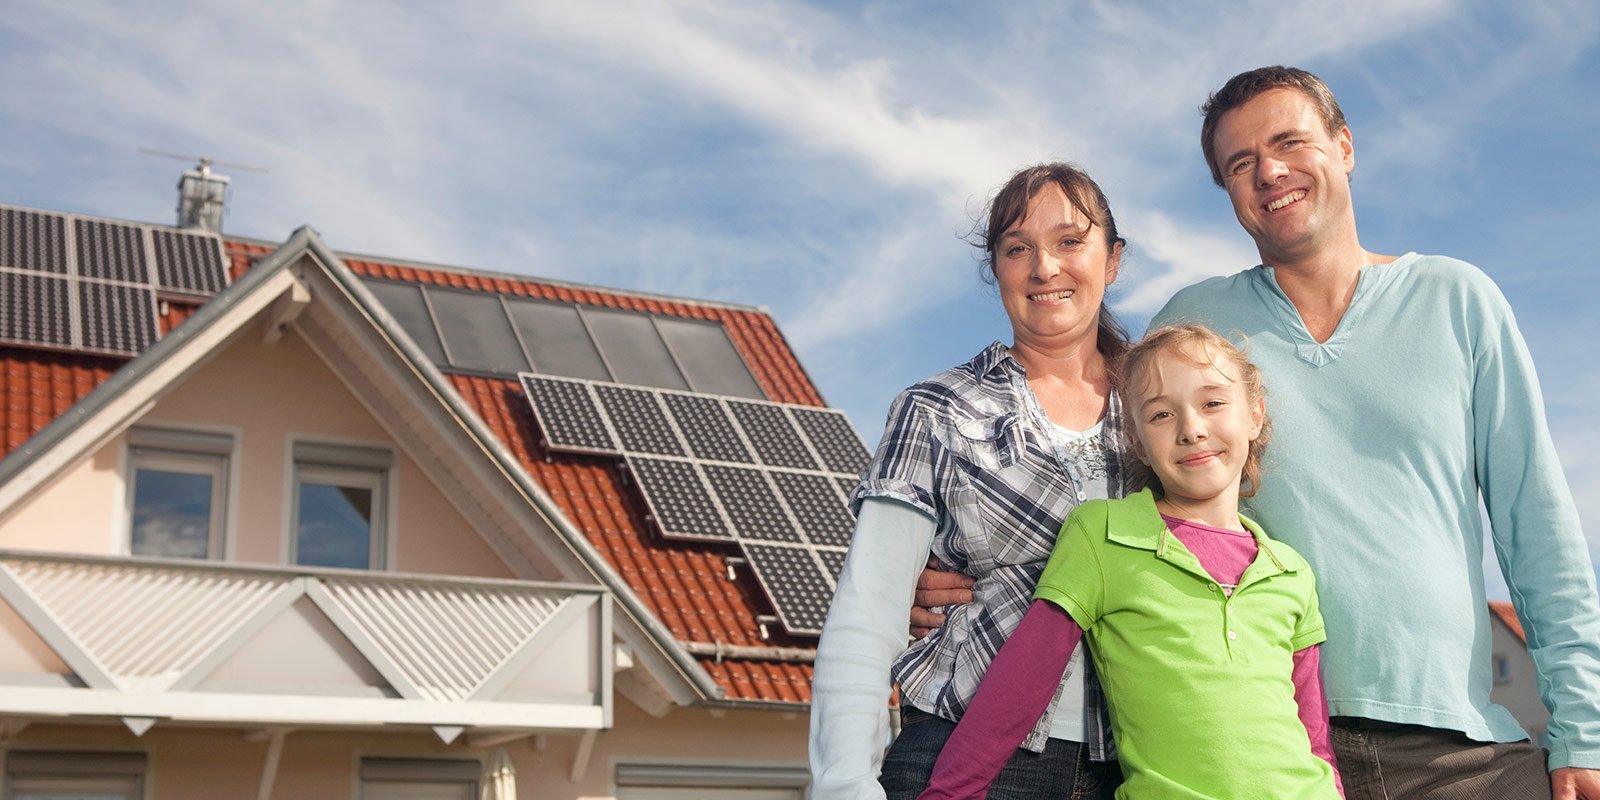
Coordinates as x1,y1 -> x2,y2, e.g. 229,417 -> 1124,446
909,556 -> 975,638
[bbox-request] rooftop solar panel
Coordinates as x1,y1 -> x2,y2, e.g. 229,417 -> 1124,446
0,271 -> 72,348
789,406 -> 871,474
660,392 -> 755,464
702,464 -> 801,543
742,543 -> 835,635
833,476 -> 861,506
626,456 -> 732,542
74,219 -> 149,284
769,470 -> 854,548
728,399 -> 819,470
520,375 -> 620,455
0,207 -> 68,273
151,228 -> 228,294
78,280 -> 157,355
816,547 -> 847,585
595,384 -> 684,457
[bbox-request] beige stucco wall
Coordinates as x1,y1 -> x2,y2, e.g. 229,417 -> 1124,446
0,330 -> 510,580
0,697 -> 809,799
1489,619 -> 1550,742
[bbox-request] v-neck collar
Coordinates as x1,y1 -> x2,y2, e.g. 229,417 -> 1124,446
1255,253 -> 1415,368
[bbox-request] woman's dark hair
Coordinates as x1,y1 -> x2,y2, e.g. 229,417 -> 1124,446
972,162 -> 1131,360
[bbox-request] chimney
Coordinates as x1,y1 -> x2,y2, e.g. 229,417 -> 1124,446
176,161 -> 229,232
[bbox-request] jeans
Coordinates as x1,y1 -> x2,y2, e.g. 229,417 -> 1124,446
880,707 -> 1121,800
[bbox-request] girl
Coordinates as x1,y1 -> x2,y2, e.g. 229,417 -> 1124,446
918,324 -> 1342,800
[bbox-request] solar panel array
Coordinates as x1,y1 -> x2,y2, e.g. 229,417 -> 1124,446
0,204 -> 230,356
520,373 -> 871,635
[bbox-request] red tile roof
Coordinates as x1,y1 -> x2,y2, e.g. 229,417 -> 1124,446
0,236 -> 835,704
1489,600 -> 1526,644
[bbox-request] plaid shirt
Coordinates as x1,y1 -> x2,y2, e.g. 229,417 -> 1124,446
853,341 -> 1133,756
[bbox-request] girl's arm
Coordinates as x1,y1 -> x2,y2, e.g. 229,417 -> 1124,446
918,599 -> 1084,800
809,497 -> 938,800
1292,644 -> 1345,798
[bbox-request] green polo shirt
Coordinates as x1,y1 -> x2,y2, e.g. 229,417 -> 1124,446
1035,490 -> 1338,799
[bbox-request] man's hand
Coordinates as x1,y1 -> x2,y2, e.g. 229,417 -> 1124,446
1553,767 -> 1600,799
910,556 -> 974,638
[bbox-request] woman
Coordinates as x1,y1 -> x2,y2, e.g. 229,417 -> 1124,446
809,163 -> 1136,800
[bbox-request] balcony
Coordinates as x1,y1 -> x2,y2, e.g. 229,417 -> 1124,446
0,550 -> 610,739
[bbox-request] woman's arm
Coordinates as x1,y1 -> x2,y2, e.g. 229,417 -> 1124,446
918,600 -> 1083,800
809,497 -> 938,800
1292,644 -> 1344,798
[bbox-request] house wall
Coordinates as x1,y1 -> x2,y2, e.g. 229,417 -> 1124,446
0,697 -> 809,799
1489,619 -> 1550,742
0,331 -> 510,580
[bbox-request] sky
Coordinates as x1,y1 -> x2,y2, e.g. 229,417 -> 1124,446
3,1 -> 1598,596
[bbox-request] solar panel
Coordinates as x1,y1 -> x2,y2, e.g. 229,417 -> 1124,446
833,476 -> 860,506
769,470 -> 854,547
79,280 -> 157,354
702,464 -> 801,543
728,400 -> 819,470
520,375 -> 620,455
625,456 -> 731,542
150,228 -> 228,294
0,271 -> 72,347
74,219 -> 149,284
816,547 -> 847,584
660,392 -> 754,464
789,406 -> 871,474
741,543 -> 834,635
594,384 -> 684,457
0,207 -> 68,273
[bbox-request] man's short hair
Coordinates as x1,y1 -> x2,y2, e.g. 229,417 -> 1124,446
1200,66 -> 1349,187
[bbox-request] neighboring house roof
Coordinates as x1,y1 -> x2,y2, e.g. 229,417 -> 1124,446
1,212 -> 835,707
1489,600 -> 1527,644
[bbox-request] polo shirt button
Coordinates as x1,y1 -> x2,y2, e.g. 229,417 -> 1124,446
1077,491 -> 1087,502
1208,583 -> 1218,592
1227,630 -> 1238,640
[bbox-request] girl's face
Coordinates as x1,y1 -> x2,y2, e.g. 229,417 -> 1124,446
1131,345 -> 1265,511
993,184 -> 1121,354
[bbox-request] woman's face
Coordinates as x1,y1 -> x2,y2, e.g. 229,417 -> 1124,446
994,183 -> 1121,355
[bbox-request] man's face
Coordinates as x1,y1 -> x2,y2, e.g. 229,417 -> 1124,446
1211,88 -> 1355,264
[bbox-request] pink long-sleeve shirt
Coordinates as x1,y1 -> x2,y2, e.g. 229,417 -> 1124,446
919,514 -> 1342,799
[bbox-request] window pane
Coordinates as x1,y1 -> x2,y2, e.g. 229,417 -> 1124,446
363,280 -> 449,365
506,299 -> 610,381
131,469 -> 214,558
583,309 -> 687,390
654,317 -> 764,398
296,483 -> 374,569
426,289 -> 529,374
362,781 -> 474,800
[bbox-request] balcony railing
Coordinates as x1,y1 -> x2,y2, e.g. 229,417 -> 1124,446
0,550 -> 610,737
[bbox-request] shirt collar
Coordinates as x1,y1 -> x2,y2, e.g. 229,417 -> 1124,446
971,340 -> 1017,379
1104,488 -> 1309,573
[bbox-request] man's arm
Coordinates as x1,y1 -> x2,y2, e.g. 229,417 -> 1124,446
910,559 -> 974,638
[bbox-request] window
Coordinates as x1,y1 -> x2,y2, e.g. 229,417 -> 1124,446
1494,654 -> 1512,685
292,442 -> 392,570
4,751 -> 145,800
615,764 -> 807,800
126,427 -> 232,559
360,758 -> 478,800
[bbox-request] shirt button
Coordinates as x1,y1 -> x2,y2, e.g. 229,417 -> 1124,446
1076,491 -> 1087,502
1227,630 -> 1238,640
1208,583 -> 1219,592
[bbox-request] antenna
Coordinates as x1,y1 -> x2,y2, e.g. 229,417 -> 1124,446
139,148 -> 269,232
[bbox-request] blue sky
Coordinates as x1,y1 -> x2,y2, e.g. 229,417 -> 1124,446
3,1 -> 1597,595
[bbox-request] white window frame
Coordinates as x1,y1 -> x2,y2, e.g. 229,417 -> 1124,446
4,751 -> 146,800
289,440 -> 393,571
125,427 -> 234,560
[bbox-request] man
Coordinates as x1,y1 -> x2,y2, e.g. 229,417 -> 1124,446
916,67 -> 1600,798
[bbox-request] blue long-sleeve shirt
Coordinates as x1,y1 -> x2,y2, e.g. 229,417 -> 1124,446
1152,252 -> 1600,769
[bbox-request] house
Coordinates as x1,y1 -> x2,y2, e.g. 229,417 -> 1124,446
0,190 -> 859,798
1488,600 -> 1550,744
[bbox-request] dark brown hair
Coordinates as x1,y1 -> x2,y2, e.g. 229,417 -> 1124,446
973,163 -> 1130,360
1116,324 -> 1272,498
1199,66 -> 1348,187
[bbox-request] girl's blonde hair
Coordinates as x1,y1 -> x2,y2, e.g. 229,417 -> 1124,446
1115,324 -> 1273,498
